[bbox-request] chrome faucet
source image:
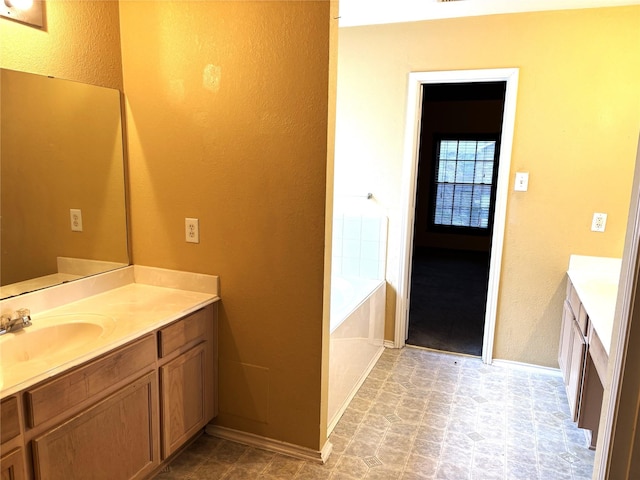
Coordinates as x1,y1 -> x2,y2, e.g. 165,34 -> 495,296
0,308 -> 32,335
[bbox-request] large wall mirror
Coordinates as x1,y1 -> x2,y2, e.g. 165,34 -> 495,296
0,69 -> 129,299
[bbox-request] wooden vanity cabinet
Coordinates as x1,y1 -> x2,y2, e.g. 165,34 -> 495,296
27,336 -> 160,480
158,305 -> 217,459
559,284 -> 588,421
559,277 -> 607,449
2,302 -> 218,480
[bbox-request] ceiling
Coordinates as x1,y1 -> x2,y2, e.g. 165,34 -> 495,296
338,0 -> 640,27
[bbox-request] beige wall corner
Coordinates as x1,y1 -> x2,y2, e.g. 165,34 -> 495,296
119,0 -> 332,450
321,0 -> 341,450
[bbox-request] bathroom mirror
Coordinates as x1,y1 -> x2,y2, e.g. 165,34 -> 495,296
0,68 -> 129,299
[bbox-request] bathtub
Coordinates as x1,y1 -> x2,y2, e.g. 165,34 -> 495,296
328,276 -> 386,433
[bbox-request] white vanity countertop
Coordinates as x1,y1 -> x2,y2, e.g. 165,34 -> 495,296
567,255 -> 621,355
0,265 -> 219,398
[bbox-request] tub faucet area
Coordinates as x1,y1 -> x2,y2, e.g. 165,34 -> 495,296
0,308 -> 32,335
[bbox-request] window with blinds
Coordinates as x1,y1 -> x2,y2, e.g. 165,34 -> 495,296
432,139 -> 497,229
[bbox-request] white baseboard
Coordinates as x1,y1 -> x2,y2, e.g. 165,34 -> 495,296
384,340 -> 396,348
327,345 -> 385,435
205,424 -> 333,464
491,358 -> 562,377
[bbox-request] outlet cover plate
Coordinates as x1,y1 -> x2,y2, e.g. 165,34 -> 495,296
185,217 -> 200,243
70,209 -> 83,232
591,212 -> 607,232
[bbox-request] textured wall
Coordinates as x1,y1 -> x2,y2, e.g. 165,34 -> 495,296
119,1 -> 333,450
0,0 -> 123,89
336,6 -> 640,366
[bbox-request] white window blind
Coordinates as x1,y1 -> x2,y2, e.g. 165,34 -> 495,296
433,139 -> 496,229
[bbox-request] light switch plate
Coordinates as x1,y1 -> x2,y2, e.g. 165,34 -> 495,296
514,172 -> 529,192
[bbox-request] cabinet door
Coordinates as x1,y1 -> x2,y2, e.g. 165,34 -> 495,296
160,342 -> 207,458
558,300 -> 574,385
0,448 -> 26,480
566,320 -> 586,422
578,353 -> 604,449
32,372 -> 159,480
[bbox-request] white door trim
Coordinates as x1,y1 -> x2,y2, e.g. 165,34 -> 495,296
395,68 -> 519,364
594,134 -> 640,479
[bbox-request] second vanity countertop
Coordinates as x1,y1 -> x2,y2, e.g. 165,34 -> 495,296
567,254 -> 621,355
0,265 -> 219,398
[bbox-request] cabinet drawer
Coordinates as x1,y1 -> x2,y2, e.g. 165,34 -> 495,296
567,279 -> 588,334
158,308 -> 208,358
567,279 -> 582,318
0,396 -> 21,444
25,335 -> 156,428
577,304 -> 589,336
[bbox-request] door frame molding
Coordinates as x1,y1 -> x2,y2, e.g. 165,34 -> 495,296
394,68 -> 519,364
594,134 -> 640,478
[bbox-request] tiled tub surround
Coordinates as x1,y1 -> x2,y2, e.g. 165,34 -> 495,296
157,347 -> 595,480
329,213 -> 389,434
332,214 -> 388,280
0,265 -> 219,397
328,278 -> 386,433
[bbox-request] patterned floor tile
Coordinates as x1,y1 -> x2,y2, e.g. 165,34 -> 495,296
154,347 -> 594,480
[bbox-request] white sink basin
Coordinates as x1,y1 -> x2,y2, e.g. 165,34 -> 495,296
0,314 -> 115,367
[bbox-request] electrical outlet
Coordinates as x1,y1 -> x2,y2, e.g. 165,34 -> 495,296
70,208 -> 83,232
185,217 -> 199,243
591,212 -> 607,232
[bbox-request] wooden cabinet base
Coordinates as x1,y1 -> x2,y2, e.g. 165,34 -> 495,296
559,277 -> 608,450
161,343 -> 207,458
1,303 -> 218,480
32,372 -> 159,480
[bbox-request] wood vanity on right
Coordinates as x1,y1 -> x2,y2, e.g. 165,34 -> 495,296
559,255 -> 621,449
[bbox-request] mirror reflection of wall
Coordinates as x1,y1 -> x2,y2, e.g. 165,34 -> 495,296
0,69 -> 129,299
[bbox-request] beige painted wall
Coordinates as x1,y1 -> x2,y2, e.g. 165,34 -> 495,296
119,1 -> 333,450
2,0 -> 335,451
0,0 -> 123,89
335,6 -> 640,366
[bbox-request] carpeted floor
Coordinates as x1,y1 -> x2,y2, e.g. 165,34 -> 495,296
407,247 -> 490,356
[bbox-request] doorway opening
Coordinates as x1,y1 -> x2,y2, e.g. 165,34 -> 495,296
406,82 -> 506,356
395,69 -> 519,363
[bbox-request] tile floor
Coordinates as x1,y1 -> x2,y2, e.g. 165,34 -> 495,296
154,347 -> 595,479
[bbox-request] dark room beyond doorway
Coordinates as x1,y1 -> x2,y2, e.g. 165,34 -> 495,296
407,81 -> 506,356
